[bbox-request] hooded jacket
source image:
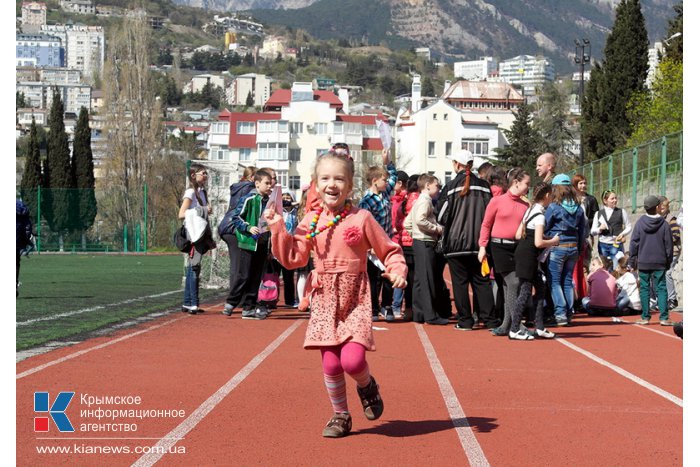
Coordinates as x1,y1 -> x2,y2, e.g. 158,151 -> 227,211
544,201 -> 587,252
218,180 -> 255,237
629,214 -> 673,270
436,170 -> 492,257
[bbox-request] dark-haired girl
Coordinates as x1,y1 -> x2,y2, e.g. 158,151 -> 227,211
478,167 -> 531,337
511,182 -> 560,339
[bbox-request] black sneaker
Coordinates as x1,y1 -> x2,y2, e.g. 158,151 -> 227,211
454,322 -> 474,330
357,376 -> 384,420
425,317 -> 449,325
668,299 -> 679,310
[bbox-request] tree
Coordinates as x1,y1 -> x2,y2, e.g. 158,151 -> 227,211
581,63 -> 608,163
665,2 -> 682,63
533,81 -> 574,159
582,0 -> 649,159
16,91 -> 27,108
245,90 -> 254,107
422,76 -> 435,97
493,103 -> 544,172
626,59 -> 682,147
44,88 -> 76,250
101,16 -> 164,250
72,107 -> 97,248
20,118 -> 42,217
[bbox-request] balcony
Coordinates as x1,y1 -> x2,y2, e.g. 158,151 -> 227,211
256,131 -> 290,144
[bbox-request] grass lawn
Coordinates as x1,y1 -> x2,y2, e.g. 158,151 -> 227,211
16,254 -> 225,351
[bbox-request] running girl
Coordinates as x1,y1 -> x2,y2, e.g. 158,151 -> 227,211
263,150 -> 407,438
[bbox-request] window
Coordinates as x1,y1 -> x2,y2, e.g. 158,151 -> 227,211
211,122 -> 229,134
461,139 -> 489,156
289,148 -> 301,161
433,114 -> 437,120
428,141 -> 435,157
239,148 -> 252,161
237,121 -> 255,134
445,171 -> 452,184
314,123 -> 328,135
443,113 -> 448,120
212,147 -> 229,161
277,171 -> 288,188
316,148 -> 326,157
258,143 -> 288,160
258,121 -> 276,133
290,122 -> 303,134
333,122 -> 344,134
445,142 -> 452,157
362,125 -> 379,138
289,175 -> 301,190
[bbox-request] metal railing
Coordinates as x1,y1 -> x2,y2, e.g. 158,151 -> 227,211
568,132 -> 683,213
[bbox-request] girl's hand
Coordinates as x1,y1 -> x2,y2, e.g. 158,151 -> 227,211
477,246 -> 487,263
552,234 -> 560,246
249,226 -> 261,236
615,234 -> 624,243
381,148 -> 390,165
263,208 -> 281,223
207,205 -> 212,215
382,272 -> 407,289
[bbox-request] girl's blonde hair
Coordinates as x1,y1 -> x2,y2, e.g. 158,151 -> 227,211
241,166 -> 256,181
312,151 -> 355,184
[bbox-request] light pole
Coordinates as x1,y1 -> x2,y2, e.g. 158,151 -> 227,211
574,38 -> 590,167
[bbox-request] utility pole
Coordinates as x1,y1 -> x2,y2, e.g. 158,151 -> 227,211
574,38 -> 590,167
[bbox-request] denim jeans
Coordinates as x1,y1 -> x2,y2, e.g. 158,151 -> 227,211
183,264 -> 200,307
598,241 -> 624,271
392,288 -> 403,313
582,293 -> 630,314
548,246 -> 579,321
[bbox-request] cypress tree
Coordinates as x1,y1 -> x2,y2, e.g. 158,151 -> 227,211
44,88 -> 76,248
581,63 -> 609,162
20,118 -> 42,217
582,0 -> 649,159
664,3 -> 682,63
246,91 -> 254,107
72,107 -> 97,248
494,103 -> 544,172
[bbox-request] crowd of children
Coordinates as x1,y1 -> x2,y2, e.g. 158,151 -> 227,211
177,148 -> 682,438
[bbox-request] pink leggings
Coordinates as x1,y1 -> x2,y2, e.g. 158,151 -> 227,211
320,342 -> 367,376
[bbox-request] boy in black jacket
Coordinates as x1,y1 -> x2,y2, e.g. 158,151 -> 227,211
629,195 -> 674,326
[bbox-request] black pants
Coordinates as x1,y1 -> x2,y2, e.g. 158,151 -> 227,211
446,255 -> 499,328
221,233 -> 241,291
226,239 -> 269,310
367,259 -> 393,316
402,246 -> 415,310
281,266 -> 296,305
412,240 -> 446,322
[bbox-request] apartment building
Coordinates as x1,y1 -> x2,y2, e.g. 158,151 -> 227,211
497,54 -> 555,96
41,24 -> 105,80
21,2 -> 47,28
207,82 -> 385,201
16,81 -> 91,114
453,57 -> 497,81
228,73 -> 271,107
16,34 -> 64,67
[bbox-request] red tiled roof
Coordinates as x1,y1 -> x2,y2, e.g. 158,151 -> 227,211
264,89 -> 343,110
218,108 -> 231,119
336,113 -> 388,124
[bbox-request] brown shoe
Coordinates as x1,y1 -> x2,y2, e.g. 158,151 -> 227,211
357,376 -> 384,420
322,413 -> 352,438
660,320 -> 674,326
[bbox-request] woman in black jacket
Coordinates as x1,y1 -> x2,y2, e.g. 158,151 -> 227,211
436,150 -> 500,331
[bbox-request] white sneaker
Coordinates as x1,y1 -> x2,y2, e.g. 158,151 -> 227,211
508,330 -> 534,341
535,328 -> 556,339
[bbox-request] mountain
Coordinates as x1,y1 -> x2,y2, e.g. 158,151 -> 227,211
171,0 -> 677,74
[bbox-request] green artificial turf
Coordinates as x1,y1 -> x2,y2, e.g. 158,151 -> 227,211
16,254 -> 224,350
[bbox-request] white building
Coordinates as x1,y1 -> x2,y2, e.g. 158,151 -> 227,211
646,41 -> 664,89
183,74 -> 227,94
259,36 -> 287,60
453,57 -> 497,81
41,24 -> 105,81
16,81 -> 91,114
60,0 -> 95,15
497,55 -> 555,96
442,80 -> 524,129
228,73 -> 271,107
394,99 -> 502,181
21,2 -> 46,27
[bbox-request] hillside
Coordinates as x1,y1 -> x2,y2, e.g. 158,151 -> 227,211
172,0 -> 676,73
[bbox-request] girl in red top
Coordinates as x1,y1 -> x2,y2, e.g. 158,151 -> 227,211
391,174 -> 419,320
478,168 -> 531,337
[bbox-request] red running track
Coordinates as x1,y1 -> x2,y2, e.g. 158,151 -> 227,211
17,302 -> 682,466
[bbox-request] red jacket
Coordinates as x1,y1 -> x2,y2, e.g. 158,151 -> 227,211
392,191 -> 419,247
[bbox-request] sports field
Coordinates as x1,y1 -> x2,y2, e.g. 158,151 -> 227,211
16,254 -> 224,350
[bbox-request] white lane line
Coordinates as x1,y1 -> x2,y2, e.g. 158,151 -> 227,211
415,324 -> 490,466
556,337 -> 682,407
132,319 -> 304,467
17,316 -> 187,379
17,290 -> 182,326
611,317 -> 680,340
